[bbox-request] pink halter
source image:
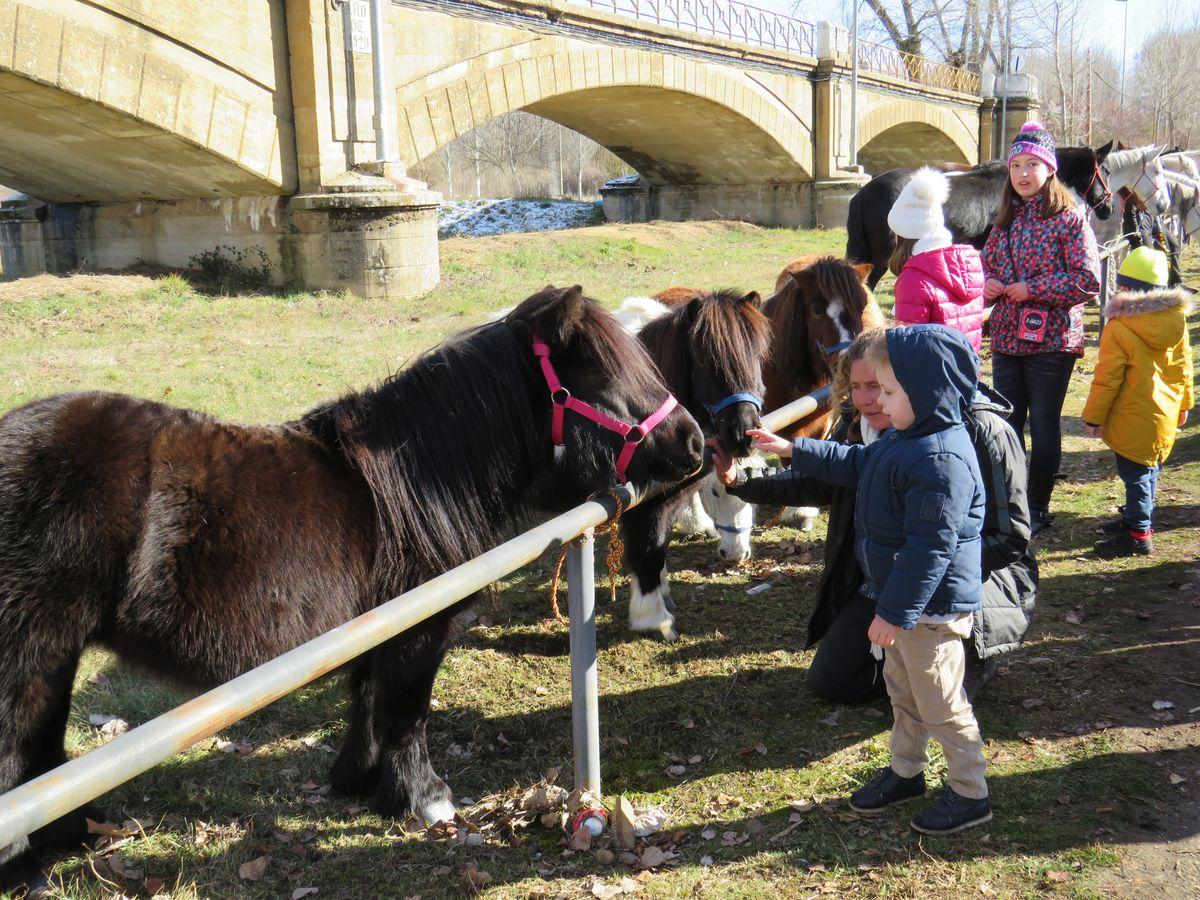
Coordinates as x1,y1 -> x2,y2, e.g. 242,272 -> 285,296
532,336 -> 679,483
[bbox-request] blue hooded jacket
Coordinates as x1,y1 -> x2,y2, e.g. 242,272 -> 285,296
790,325 -> 985,628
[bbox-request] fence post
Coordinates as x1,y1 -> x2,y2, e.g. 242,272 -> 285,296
567,528 -> 601,797
1098,251 -> 1109,339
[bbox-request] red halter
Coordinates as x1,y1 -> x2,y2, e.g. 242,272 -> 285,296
532,336 -> 679,483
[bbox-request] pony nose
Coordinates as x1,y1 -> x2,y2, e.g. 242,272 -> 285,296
684,427 -> 704,469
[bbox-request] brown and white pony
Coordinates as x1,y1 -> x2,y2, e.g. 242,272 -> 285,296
764,255 -> 885,440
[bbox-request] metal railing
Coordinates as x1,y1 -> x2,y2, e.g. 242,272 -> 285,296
0,386 -> 829,852
855,36 -> 981,94
567,0 -> 815,57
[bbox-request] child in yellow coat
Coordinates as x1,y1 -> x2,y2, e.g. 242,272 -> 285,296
1082,247 -> 1194,558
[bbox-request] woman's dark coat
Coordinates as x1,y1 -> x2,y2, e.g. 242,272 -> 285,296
728,385 -> 1037,657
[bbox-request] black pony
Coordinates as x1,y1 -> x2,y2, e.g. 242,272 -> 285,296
620,289 -> 772,640
0,285 -> 703,891
847,143 -> 1115,287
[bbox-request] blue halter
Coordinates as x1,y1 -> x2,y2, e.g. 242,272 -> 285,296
715,521 -> 753,535
820,340 -> 854,357
703,391 -> 763,424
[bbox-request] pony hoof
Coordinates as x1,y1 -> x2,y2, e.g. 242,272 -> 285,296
798,517 -> 815,532
659,623 -> 680,642
422,799 -> 457,825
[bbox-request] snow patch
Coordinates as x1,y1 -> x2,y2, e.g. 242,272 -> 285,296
438,198 -> 602,238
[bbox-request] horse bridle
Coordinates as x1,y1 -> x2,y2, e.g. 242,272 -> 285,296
820,340 -> 854,357
702,391 -> 763,429
532,336 -> 679,483
1083,160 -> 1113,213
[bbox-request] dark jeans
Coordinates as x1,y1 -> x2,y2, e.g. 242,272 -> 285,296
808,591 -> 887,704
992,351 -> 1077,509
1115,453 -> 1159,532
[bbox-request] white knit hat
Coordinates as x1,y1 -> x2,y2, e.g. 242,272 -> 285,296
887,167 -> 954,254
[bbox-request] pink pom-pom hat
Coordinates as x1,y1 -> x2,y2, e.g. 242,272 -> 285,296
1007,121 -> 1057,171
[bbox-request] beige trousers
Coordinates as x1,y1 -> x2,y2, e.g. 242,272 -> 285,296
883,615 -> 988,800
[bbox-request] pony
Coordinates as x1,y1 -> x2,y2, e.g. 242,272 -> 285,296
0,285 -> 704,892
846,144 -> 1116,288
1091,147 -> 1178,248
612,288 -> 771,640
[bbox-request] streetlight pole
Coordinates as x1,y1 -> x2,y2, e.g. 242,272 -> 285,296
1117,0 -> 1129,112
850,0 -> 859,169
998,0 -> 1011,157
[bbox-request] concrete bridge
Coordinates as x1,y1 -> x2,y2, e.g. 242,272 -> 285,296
0,0 -> 1036,298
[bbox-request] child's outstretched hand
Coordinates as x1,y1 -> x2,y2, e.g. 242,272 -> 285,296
747,427 -> 791,457
1083,422 -> 1102,438
867,615 -> 900,648
706,437 -> 737,486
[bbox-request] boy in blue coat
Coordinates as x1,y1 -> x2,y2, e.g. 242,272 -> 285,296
750,325 -> 990,833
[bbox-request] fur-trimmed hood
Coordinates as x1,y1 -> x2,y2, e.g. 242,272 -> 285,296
1103,287 -> 1192,351
1105,287 -> 1192,320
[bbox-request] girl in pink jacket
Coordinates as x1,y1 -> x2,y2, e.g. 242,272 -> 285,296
887,168 -> 985,351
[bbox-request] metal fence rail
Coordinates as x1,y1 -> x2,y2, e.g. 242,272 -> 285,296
0,385 -> 829,852
567,0 -> 816,57
1097,238 -> 1130,338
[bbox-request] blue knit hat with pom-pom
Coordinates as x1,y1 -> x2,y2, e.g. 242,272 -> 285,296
1008,121 -> 1057,172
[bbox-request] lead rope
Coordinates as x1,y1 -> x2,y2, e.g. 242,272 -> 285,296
548,488 -> 628,625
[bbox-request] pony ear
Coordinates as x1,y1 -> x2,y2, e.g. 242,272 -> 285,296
742,290 -> 762,308
851,263 -> 873,285
521,284 -> 586,348
1096,139 -> 1114,162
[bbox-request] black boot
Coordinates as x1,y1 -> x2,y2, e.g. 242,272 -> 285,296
1030,507 -> 1054,537
849,767 -> 926,813
910,788 -> 993,834
1095,530 -> 1152,559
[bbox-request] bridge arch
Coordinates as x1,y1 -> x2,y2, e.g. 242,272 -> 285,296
395,41 -> 813,183
855,98 -> 977,175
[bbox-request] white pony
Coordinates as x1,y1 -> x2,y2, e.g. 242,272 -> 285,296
1091,146 -> 1172,245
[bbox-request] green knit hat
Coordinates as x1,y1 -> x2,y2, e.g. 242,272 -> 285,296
1116,247 -> 1170,292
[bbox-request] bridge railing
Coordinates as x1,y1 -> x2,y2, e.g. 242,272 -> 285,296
855,36 -> 981,94
0,382 -> 829,853
567,0 -> 816,57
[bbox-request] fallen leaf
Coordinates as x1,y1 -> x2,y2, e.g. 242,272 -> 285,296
568,826 -> 593,851
745,819 -> 765,835
459,861 -> 492,892
86,819 -> 132,837
1022,698 -> 1045,710
106,855 -> 142,880
1152,700 -> 1175,710
788,799 -> 815,813
1064,611 -> 1082,625
1044,870 -> 1073,884
700,854 -> 714,866
666,764 -> 686,777
595,848 -> 615,864
1170,773 -> 1186,785
688,755 -> 703,764
292,889 -> 319,900
754,742 -> 767,755
239,856 -> 269,882
701,827 -> 717,840
638,845 -> 669,869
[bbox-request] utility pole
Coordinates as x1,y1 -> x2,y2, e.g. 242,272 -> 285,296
998,0 -> 1012,155
850,0 -> 859,169
1086,49 -> 1093,146
1117,0 -> 1129,113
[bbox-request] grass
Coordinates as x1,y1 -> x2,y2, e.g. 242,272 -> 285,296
0,223 -> 1197,899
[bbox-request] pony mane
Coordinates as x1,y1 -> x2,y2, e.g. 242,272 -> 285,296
638,288 -> 770,409
764,258 -> 875,394
303,293 -> 663,596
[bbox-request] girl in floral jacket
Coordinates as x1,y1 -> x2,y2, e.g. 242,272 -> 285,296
981,122 -> 1100,534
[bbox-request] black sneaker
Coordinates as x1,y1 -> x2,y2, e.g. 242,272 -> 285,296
1030,508 -> 1054,537
1095,530 -> 1152,559
849,767 -> 926,813
910,788 -> 993,834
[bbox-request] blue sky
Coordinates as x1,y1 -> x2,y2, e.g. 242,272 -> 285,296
751,0 -> 1181,58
